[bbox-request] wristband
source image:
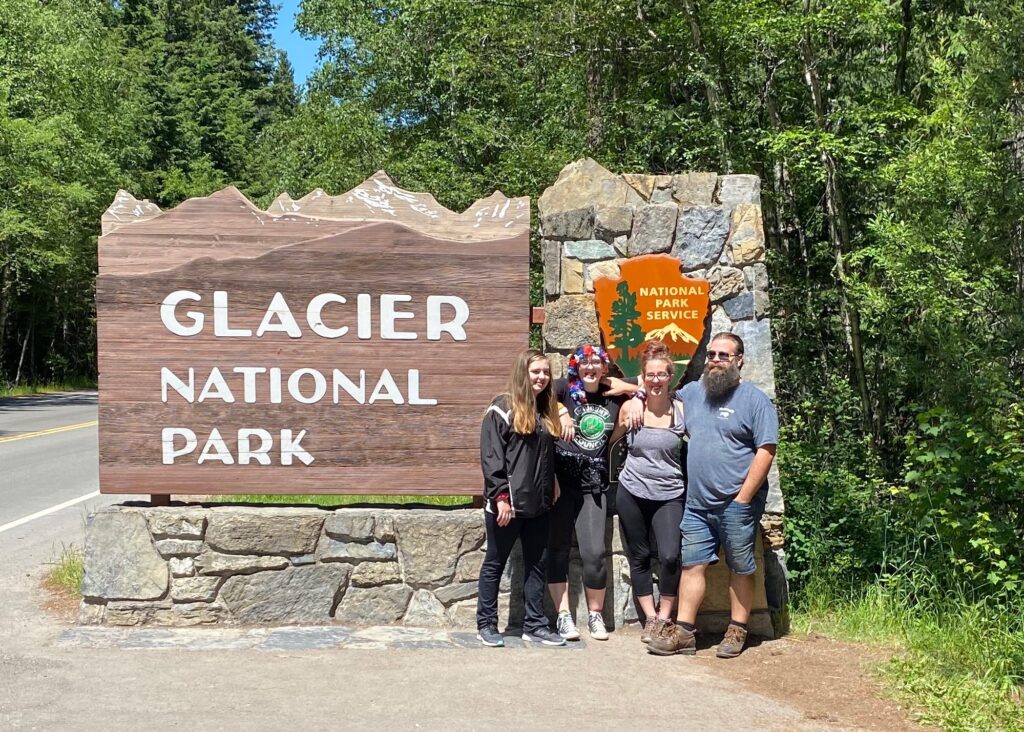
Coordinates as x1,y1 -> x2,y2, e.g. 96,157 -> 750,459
558,405 -> 569,416
495,491 -> 510,503
633,388 -> 647,402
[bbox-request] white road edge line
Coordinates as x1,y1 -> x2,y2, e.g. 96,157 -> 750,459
0,490 -> 101,534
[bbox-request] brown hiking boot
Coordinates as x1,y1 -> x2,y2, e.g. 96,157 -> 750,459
716,624 -> 748,658
647,622 -> 696,656
640,616 -> 667,644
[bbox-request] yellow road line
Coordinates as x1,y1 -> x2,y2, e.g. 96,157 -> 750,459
0,420 -> 98,445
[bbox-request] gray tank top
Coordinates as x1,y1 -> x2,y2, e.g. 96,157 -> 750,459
618,402 -> 686,501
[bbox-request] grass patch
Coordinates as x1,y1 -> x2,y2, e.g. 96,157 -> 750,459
0,378 -> 96,397
207,494 -> 473,508
46,545 -> 85,596
793,577 -> 1024,731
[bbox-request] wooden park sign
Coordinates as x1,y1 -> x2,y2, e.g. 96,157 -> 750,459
593,254 -> 710,376
96,174 -> 530,495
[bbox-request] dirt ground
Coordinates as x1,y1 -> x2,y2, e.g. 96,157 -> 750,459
689,630 -> 927,731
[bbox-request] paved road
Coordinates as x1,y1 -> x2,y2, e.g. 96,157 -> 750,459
0,391 -> 116,529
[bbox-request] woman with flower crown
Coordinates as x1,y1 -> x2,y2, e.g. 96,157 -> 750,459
545,342 -> 635,641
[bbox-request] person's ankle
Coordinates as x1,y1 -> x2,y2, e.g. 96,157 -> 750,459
677,620 -> 697,632
729,619 -> 748,630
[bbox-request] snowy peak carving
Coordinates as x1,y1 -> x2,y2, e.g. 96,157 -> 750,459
106,172 -> 529,241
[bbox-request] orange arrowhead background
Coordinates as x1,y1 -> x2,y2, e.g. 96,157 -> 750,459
593,254 -> 710,376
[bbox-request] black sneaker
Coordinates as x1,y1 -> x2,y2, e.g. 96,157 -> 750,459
477,625 -> 505,647
521,628 -> 567,646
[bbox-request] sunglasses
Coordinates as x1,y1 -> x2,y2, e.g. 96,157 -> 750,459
706,351 -> 739,362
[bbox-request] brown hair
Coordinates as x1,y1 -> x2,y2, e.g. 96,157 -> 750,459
710,332 -> 745,356
502,349 -> 560,435
640,339 -> 675,376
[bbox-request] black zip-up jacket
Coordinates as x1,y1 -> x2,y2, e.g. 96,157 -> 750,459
480,395 -> 555,518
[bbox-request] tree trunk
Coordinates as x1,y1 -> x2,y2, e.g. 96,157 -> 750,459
800,0 -> 875,435
682,0 -> 732,171
14,321 -> 31,386
894,0 -> 912,96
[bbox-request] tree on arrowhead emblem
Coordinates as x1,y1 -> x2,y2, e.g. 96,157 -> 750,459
608,281 -> 644,374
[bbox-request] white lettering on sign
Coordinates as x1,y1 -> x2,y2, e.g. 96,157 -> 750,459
159,290 -> 470,341
157,288 -> 456,467
162,427 -> 315,466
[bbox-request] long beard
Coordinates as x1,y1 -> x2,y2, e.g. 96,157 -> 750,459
703,361 -> 741,399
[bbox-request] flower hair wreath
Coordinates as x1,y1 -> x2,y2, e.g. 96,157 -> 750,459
566,344 -> 611,405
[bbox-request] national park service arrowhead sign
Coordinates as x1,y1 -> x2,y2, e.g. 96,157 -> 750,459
593,254 -> 710,376
96,174 -> 530,495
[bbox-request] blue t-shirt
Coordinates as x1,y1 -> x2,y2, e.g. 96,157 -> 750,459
677,380 -> 778,510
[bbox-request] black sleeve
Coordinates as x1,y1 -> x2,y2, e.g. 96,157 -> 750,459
554,378 -> 568,401
480,402 -> 512,501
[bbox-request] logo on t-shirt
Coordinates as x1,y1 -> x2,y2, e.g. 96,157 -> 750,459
575,404 -> 612,451
718,407 -> 735,420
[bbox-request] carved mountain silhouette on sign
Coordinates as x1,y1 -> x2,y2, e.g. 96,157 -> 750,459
645,322 -> 700,345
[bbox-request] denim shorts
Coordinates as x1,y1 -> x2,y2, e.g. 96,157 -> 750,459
680,489 -> 766,576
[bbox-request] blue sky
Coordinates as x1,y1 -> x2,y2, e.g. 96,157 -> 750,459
271,0 -> 322,85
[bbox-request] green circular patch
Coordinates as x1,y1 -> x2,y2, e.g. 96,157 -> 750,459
578,413 -> 606,440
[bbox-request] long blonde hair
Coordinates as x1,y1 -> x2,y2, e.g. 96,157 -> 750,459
504,349 -> 560,435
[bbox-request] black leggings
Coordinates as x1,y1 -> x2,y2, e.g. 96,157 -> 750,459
616,486 -> 684,598
544,486 -> 608,590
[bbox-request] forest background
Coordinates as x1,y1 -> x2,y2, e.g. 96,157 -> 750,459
1,0 -> 1022,728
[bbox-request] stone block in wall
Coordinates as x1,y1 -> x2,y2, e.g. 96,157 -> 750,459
745,262 -> 769,292
324,512 -> 375,542
539,158 -> 643,215
732,318 -> 776,400
722,292 -> 755,320
169,557 -> 195,577
542,239 -> 561,297
433,581 -> 479,606
394,511 -> 485,587
585,259 -> 622,293
447,599 -> 478,628
623,173 -> 656,200
766,462 -> 784,513
403,590 -> 447,627
154,539 -> 203,558
542,295 -> 600,350
546,352 -> 568,379
220,564 -> 350,624
710,305 -> 734,336
612,235 -> 628,256
650,188 -> 673,203
204,509 -> 324,555
674,205 -> 729,270
351,561 -> 401,587
699,538 -> 770,614
194,551 -> 289,576
672,172 -> 717,205
319,537 -> 397,562
593,207 -> 633,241
336,584 -> 413,626
718,174 -> 761,208
455,551 -> 484,582
170,575 -> 221,603
628,202 -> 678,255
82,510 -> 168,602
145,510 -> 206,540
564,239 -> 617,261
706,266 -> 746,303
541,207 -> 595,240
561,258 -> 584,294
726,203 -> 765,265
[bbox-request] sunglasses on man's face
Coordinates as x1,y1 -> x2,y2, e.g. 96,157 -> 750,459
706,351 -> 739,362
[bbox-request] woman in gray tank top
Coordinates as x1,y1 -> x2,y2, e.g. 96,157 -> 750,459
611,340 -> 687,646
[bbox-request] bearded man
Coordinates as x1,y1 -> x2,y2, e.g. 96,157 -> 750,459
637,332 -> 778,659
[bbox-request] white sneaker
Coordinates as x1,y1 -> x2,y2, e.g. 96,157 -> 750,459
588,611 -> 609,640
555,610 -> 580,641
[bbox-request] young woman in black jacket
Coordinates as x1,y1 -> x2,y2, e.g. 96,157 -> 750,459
477,348 -> 565,647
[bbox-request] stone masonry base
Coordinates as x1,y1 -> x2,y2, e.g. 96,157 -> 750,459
80,504 -> 777,638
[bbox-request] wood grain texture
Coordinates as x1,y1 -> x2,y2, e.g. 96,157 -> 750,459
97,180 -> 530,495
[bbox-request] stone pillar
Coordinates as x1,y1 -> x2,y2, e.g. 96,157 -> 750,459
538,159 -> 786,637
